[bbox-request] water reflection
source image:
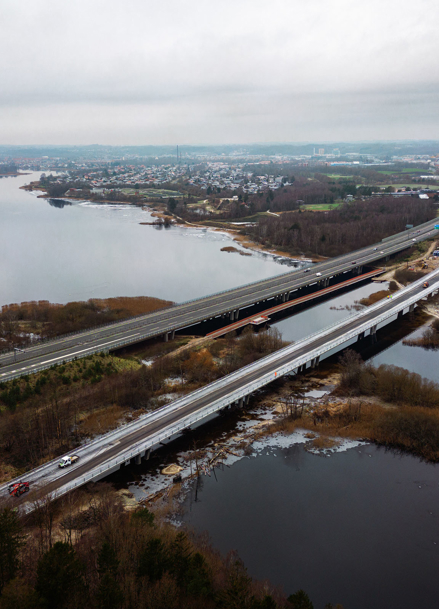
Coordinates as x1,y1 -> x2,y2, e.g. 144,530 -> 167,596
181,443 -> 439,609
48,198 -> 72,208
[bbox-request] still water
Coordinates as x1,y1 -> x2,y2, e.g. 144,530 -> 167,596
0,173 -> 296,306
182,442 -> 439,609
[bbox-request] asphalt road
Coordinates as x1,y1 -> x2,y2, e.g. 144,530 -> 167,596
1,218 -> 437,381
6,267 -> 439,504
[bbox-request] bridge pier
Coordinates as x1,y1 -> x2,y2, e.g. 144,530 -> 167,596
235,309 -> 239,320
311,356 -> 320,368
370,325 -> 377,343
163,333 -> 168,342
145,449 -> 151,461
397,310 -> 404,319
409,303 -> 415,319
357,331 -> 365,342
134,455 -> 142,465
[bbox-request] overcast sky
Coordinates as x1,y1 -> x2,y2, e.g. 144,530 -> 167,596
1,0 -> 438,145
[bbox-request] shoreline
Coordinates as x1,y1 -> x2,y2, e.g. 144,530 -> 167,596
20,181 -> 322,263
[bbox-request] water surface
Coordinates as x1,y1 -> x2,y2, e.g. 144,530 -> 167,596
0,173 -> 296,306
182,442 -> 439,609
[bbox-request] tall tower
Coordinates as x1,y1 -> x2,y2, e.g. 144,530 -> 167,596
177,145 -> 179,164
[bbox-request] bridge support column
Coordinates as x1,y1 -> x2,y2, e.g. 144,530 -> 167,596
357,331 -> 365,342
163,333 -> 168,342
409,303 -> 415,319
170,330 -> 175,340
134,455 -> 141,465
235,309 -> 239,320
230,310 -> 235,321
397,310 -> 404,319
145,449 -> 151,461
311,356 -> 320,369
370,325 -> 377,344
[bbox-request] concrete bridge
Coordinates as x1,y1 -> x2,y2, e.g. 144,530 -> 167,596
1,217 -> 438,382
5,268 -> 439,506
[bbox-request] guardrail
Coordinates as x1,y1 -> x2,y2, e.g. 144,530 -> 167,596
2,219 -> 438,360
381,218 -> 438,243
40,269 -> 439,502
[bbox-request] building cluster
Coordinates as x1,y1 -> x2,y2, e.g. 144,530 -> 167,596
187,162 -> 290,193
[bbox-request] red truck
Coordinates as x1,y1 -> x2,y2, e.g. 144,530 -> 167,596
8,481 -> 30,497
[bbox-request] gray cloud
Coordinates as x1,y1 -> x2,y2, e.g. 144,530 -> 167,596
1,0 -> 438,144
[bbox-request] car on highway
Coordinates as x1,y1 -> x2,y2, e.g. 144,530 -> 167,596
412,238 -> 416,242
373,248 -> 377,251
304,268 -> 310,273
8,481 -> 30,497
59,455 -> 80,468
315,272 -> 322,277
351,261 -> 356,265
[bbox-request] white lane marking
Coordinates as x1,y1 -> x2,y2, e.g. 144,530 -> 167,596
2,334 -> 141,374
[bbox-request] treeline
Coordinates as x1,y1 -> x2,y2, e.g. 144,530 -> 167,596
0,297 -> 172,347
0,494 -> 312,609
244,198 -> 436,257
337,351 -> 439,460
338,351 -> 439,407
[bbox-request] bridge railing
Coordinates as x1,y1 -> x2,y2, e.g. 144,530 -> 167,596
37,270 -> 439,503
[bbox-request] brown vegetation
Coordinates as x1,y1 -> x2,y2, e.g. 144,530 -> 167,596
357,290 -> 392,306
0,296 -> 173,348
220,246 -> 252,256
403,318 -> 439,349
337,350 -> 439,407
393,268 -> 427,285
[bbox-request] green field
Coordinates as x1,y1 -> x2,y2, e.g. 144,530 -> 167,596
303,203 -> 341,211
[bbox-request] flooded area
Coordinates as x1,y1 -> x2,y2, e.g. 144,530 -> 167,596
0,173 -> 298,307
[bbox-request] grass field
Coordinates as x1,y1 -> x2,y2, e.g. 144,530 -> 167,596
302,203 -> 341,211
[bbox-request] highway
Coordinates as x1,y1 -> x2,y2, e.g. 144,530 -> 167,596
1,217 -> 438,381
4,267 -> 439,506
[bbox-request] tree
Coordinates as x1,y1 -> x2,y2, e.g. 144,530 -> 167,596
36,542 -> 84,609
0,508 -> 25,593
137,538 -> 168,582
0,578 -> 42,609
96,542 -> 123,609
168,197 -> 177,213
287,589 -> 314,609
